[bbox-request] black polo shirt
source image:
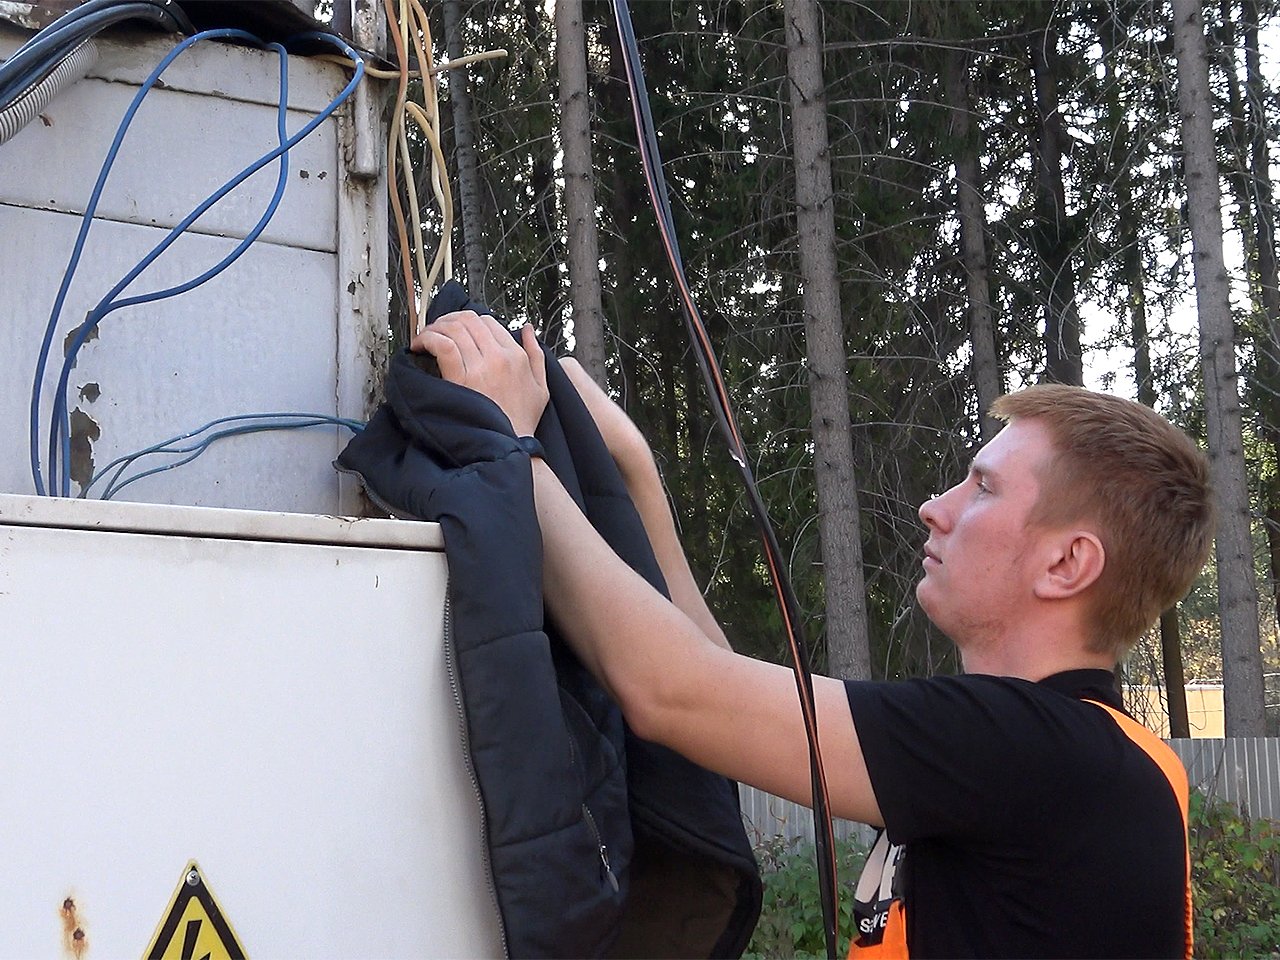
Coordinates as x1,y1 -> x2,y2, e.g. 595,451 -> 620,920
844,669 -> 1189,958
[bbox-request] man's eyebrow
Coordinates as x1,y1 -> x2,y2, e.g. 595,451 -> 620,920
968,457 -> 999,479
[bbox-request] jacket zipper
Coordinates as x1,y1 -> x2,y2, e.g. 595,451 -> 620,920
332,464 -> 420,521
580,802 -> 620,893
565,728 -> 620,893
442,593 -> 510,956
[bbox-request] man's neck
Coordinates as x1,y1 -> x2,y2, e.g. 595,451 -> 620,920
959,637 -> 1115,682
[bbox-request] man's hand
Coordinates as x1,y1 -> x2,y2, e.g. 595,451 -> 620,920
559,358 -> 651,478
411,310 -> 549,437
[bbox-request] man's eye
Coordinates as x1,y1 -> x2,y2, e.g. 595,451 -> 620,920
975,478 -> 991,494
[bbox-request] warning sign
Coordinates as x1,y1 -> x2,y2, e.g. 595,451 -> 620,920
143,861 -> 247,960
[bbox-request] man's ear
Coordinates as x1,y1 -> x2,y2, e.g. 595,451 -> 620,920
1034,531 -> 1105,600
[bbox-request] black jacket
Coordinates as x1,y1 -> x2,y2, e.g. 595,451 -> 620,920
336,281 -> 761,958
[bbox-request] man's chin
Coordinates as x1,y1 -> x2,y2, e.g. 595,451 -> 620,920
914,579 -> 938,623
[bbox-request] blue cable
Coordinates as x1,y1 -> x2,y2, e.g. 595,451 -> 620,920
50,33 -> 290,496
93,413 -> 364,500
51,30 -> 366,496
83,411 -> 365,497
30,28 -> 264,497
31,28 -> 365,497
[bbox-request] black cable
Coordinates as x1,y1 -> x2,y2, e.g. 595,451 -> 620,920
0,0 -> 193,111
0,3 -> 173,83
607,1 -> 841,957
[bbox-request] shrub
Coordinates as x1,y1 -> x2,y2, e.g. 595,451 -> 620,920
1189,791 -> 1280,959
745,834 -> 869,959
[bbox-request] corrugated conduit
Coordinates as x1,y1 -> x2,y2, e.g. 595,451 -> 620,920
0,39 -> 99,146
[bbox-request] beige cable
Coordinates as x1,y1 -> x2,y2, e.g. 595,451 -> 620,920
374,0 -> 507,332
382,0 -> 418,325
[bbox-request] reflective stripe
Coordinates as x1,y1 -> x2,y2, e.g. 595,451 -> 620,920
1084,700 -> 1194,960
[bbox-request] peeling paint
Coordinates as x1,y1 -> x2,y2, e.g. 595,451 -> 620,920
78,383 -> 100,403
68,408 -> 100,494
300,169 -> 310,179
0,2 -> 56,31
62,324 -> 99,362
60,895 -> 87,959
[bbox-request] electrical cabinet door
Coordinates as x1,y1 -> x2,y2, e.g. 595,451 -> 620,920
0,494 -> 504,958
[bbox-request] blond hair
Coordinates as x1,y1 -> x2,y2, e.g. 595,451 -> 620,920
990,384 -> 1214,655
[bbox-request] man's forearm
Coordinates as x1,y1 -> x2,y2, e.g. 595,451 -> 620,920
610,447 -> 732,652
528,456 -> 882,825
531,456 -> 716,724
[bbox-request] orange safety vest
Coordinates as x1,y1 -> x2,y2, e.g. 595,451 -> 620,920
846,702 -> 1193,959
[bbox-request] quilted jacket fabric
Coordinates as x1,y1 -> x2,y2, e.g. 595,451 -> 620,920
335,281 -> 761,958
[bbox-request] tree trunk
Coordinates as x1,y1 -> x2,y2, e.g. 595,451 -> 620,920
1244,1 -> 1280,632
1172,0 -> 1266,735
784,0 -> 871,681
1028,11 -> 1084,386
1127,178 -> 1191,739
943,46 -> 1001,441
522,0 -> 561,335
1217,0 -> 1280,622
1095,22 -> 1192,738
442,0 -> 487,295
555,0 -> 608,386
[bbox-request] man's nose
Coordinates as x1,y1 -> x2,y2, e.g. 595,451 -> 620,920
918,486 -> 952,531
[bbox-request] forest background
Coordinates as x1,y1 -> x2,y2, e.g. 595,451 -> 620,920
369,0 -> 1280,737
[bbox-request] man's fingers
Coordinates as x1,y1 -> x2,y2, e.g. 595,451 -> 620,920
410,311 -> 548,436
413,329 -> 467,382
521,324 -> 547,392
476,311 -> 518,352
431,311 -> 494,374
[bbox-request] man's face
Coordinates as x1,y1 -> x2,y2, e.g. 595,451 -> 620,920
916,418 -> 1057,648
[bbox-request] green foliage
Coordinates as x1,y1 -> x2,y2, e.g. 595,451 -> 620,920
745,835 -> 869,959
1190,792 -> 1280,959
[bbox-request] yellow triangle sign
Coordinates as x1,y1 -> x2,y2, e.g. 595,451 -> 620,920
143,861 -> 247,960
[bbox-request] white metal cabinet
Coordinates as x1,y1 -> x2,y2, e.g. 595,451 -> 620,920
0,493 -> 503,958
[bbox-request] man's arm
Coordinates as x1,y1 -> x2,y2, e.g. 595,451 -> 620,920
531,453 -> 882,824
558,358 -> 731,651
413,312 -> 884,826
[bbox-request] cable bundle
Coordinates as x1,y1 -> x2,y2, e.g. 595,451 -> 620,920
607,1 -> 841,955
383,0 -> 452,333
0,0 -> 192,112
380,0 -> 507,335
84,413 -> 364,500
28,27 -> 364,499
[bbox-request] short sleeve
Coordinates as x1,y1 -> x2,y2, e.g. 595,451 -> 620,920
845,675 -> 1096,846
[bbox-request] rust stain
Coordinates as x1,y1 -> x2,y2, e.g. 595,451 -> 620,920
68,408 -> 101,493
60,896 -> 88,959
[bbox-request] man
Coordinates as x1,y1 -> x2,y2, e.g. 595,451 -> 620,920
413,310 -> 1212,959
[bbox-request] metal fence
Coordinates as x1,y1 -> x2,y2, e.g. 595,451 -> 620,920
740,737 -> 1280,847
737,785 -> 876,850
1168,737 -> 1280,820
